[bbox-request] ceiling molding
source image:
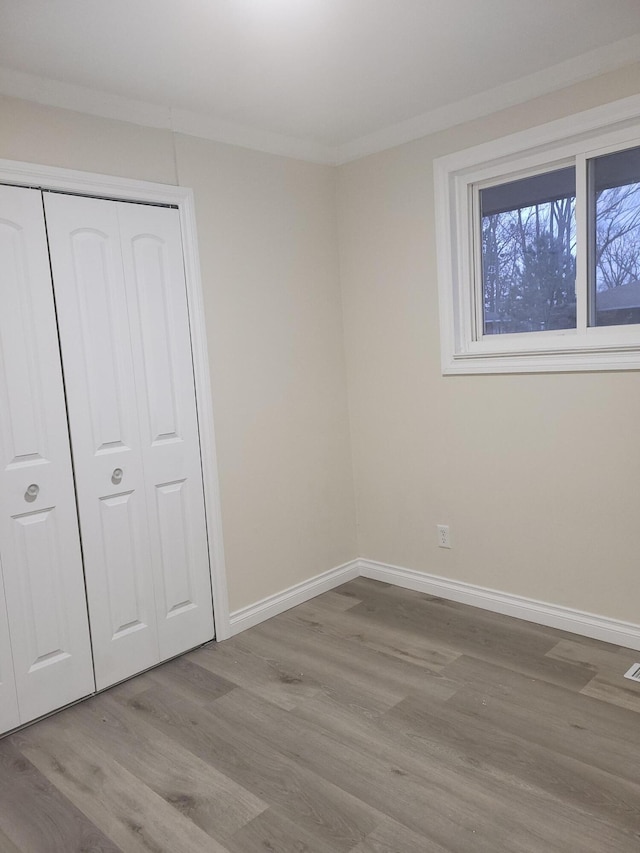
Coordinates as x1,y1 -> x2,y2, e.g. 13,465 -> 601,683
334,33 -> 640,164
169,108 -> 335,165
1,32 -> 639,167
0,66 -> 337,165
0,66 -> 172,129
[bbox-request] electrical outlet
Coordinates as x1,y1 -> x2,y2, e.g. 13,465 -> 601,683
437,524 -> 451,548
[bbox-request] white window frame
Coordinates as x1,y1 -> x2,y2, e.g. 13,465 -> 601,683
434,93 -> 640,374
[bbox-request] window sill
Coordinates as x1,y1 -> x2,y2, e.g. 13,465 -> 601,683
445,344 -> 640,375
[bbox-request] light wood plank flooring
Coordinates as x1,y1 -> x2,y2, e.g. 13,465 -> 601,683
1,577 -> 640,852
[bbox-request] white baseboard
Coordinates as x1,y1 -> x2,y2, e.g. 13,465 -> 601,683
229,560 -> 360,636
358,558 -> 640,652
226,556 -> 640,652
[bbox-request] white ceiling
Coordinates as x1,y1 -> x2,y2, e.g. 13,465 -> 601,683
1,0 -> 640,163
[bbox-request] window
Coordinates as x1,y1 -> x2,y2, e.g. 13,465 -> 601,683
590,146 -> 640,328
435,94 -> 640,373
480,167 -> 576,336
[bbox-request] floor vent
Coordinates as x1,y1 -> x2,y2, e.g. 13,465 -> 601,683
623,663 -> 640,683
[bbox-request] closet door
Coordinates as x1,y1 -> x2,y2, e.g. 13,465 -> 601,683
0,184 -> 94,725
44,193 -> 213,689
44,193 -> 160,689
118,202 -> 214,660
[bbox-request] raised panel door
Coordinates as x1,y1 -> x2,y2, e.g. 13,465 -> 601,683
0,185 -> 94,726
44,192 -> 160,690
118,203 -> 214,659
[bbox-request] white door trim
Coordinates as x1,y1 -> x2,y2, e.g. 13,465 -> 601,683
0,157 -> 231,640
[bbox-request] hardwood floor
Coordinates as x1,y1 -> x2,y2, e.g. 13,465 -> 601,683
1,577 -> 640,852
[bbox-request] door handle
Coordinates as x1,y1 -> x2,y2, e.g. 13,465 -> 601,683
111,468 -> 123,484
25,483 -> 39,501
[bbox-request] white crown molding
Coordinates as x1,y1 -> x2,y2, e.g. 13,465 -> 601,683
334,33 -> 640,164
1,32 -> 639,166
0,66 -> 337,165
229,560 -> 360,635
357,559 -> 640,652
0,66 -> 173,129
170,108 -> 335,165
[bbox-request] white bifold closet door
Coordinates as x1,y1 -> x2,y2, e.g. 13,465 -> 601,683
0,184 -> 95,727
44,192 -> 214,690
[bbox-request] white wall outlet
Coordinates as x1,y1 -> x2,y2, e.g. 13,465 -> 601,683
437,524 -> 451,548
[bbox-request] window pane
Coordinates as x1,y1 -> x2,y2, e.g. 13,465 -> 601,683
480,168 -> 576,335
590,145 -> 640,327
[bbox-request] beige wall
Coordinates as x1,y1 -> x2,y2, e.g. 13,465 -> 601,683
2,59 -> 640,628
175,135 -> 356,608
0,94 -> 357,613
338,63 -> 640,624
0,95 -> 177,183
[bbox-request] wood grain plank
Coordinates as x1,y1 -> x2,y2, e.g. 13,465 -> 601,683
386,691 -> 640,847
145,653 -> 237,707
234,622 -> 409,715
112,682 -> 382,852
0,826 -> 22,853
441,654 -> 640,786
0,739 -> 121,853
281,594 -> 461,671
248,614 -> 460,708
348,818 -> 452,853
60,695 -> 267,839
186,639 -> 323,710
211,685 -> 579,853
547,638 -> 640,713
344,580 -> 596,690
308,589 -> 364,612
14,721 -> 232,853
582,674 -> 640,713
226,808 -> 338,853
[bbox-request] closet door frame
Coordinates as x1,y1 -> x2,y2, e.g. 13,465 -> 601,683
0,157 -> 231,641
